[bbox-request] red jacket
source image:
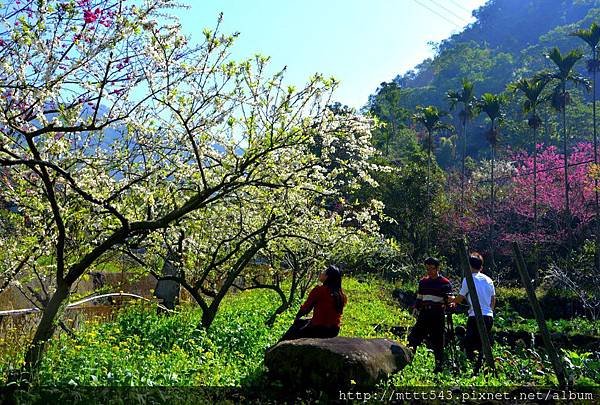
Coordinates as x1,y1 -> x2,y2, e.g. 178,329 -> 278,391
300,285 -> 347,328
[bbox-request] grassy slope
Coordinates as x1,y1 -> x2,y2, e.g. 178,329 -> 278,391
1,277 -> 598,388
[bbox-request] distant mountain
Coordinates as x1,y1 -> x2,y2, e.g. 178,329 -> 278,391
368,0 -> 600,161
394,0 -> 598,100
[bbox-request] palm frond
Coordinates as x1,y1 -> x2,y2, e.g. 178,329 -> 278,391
567,72 -> 592,91
509,76 -> 550,113
533,70 -> 556,82
571,23 -> 600,51
446,90 -> 461,110
447,79 -> 476,119
545,47 -> 584,79
413,105 -> 449,133
477,93 -> 506,122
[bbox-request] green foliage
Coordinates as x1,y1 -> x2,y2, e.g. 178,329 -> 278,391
478,93 -> 507,124
546,48 -> 585,81
494,311 -> 600,336
374,0 -> 600,163
1,277 -> 596,390
331,233 -> 410,277
366,82 -> 412,157
412,105 -> 452,135
549,240 -> 600,319
386,344 -> 559,387
353,152 -> 448,256
447,78 -> 478,125
35,305 -> 213,386
509,77 -> 550,116
0,278 -> 403,386
563,349 -> 600,386
341,278 -> 412,337
571,22 -> 600,52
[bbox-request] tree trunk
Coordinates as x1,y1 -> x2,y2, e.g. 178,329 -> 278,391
201,307 -> 218,329
533,114 -> 539,286
593,49 -> 600,272
175,283 -> 216,329
562,81 -> 570,224
462,118 -> 467,215
197,240 -> 265,329
20,282 -> 71,380
489,122 -> 496,275
266,299 -> 289,327
427,129 -> 432,253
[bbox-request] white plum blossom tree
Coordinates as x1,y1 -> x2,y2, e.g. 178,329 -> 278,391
0,0 -> 382,379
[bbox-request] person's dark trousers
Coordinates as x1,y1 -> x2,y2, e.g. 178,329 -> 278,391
408,306 -> 445,371
279,318 -> 340,342
464,315 -> 494,373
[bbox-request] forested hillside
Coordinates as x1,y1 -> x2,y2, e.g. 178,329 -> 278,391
358,0 -> 600,287
367,0 -> 600,160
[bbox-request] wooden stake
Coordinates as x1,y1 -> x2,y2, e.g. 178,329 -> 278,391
512,241 -> 570,388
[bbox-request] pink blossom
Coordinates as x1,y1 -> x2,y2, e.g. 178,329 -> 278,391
83,8 -> 101,24
110,88 -> 125,96
83,9 -> 96,24
441,142 -> 599,253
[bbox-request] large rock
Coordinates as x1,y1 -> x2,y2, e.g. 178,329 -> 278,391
264,337 -> 412,390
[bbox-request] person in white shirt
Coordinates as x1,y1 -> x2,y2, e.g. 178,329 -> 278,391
452,252 -> 495,373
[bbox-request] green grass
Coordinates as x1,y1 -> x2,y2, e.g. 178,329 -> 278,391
339,277 -> 413,338
494,314 -> 600,336
1,276 -> 598,393
24,278 -> 409,387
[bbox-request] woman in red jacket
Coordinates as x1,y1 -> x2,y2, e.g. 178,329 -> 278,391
279,265 -> 347,341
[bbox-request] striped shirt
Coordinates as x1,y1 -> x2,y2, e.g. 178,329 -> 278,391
416,275 -> 452,308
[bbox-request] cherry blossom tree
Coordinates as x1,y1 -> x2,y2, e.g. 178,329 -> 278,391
502,143 -> 596,247
442,143 -> 597,262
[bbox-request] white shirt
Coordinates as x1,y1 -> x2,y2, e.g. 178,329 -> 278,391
459,272 -> 495,317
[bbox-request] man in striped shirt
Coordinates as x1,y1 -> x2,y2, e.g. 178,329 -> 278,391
408,257 -> 453,373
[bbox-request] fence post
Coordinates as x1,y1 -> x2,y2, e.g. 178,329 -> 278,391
511,241 -> 570,388
456,238 -> 495,372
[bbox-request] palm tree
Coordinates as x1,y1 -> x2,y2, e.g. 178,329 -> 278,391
447,79 -> 478,213
509,76 -> 550,284
477,93 -> 506,274
572,23 -> 600,269
538,48 -> 590,226
413,105 -> 452,252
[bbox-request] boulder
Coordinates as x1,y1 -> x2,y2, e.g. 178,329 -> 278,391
264,336 -> 412,390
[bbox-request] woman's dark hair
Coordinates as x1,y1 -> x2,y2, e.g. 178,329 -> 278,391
324,265 -> 345,314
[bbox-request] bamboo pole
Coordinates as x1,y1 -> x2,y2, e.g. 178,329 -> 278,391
456,238 -> 495,372
512,242 -> 569,388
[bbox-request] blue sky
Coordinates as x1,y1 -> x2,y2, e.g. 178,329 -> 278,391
174,0 -> 487,109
